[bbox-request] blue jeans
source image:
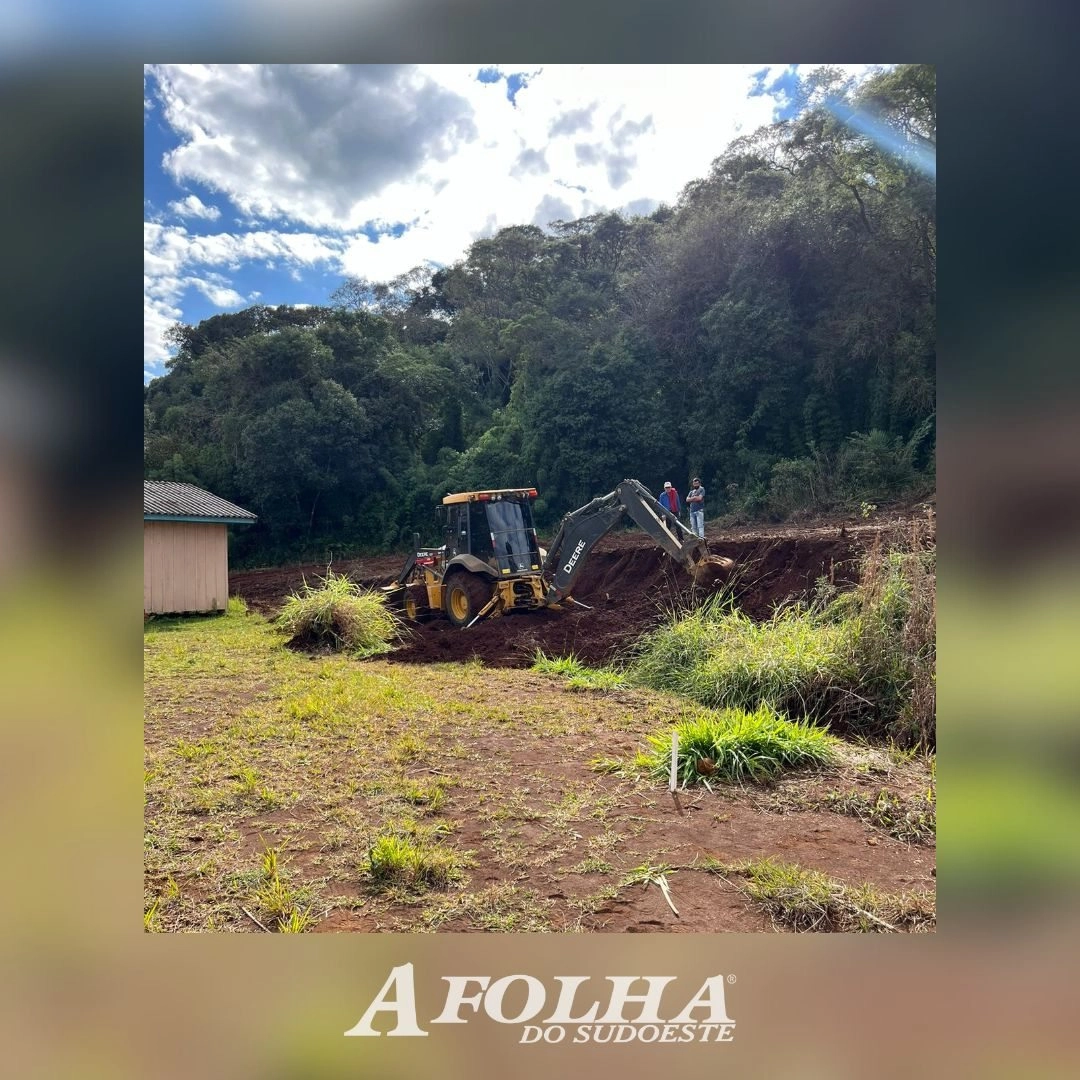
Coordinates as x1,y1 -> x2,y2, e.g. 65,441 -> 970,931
690,507 -> 704,538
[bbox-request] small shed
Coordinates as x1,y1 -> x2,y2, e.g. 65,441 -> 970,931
144,481 -> 257,615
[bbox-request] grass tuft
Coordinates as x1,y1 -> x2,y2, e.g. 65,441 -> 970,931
400,779 -> 448,812
364,821 -> 469,892
248,844 -> 314,932
644,704 -> 836,786
722,857 -> 935,932
532,651 -> 627,691
823,766 -> 935,844
277,908 -> 313,933
277,569 -> 401,656
622,864 -> 679,916
631,539 -> 935,747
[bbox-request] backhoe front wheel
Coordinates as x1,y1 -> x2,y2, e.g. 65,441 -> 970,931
403,584 -> 431,621
443,572 -> 494,627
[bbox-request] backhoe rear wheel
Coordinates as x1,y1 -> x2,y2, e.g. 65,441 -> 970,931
443,572 -> 494,627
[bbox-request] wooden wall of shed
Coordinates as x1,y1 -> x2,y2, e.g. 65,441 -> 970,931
143,521 -> 229,614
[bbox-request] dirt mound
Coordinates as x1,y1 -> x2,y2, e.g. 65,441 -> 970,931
716,534 -> 858,620
230,521 -> 877,669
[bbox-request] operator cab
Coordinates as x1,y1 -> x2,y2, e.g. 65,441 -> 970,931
441,488 -> 542,576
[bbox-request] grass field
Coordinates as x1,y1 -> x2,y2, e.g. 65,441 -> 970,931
145,602 -> 935,933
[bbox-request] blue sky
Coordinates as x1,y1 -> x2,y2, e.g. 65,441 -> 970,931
750,65 -> 808,121
144,64 -> 881,382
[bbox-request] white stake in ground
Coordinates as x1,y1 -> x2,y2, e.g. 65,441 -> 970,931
670,730 -> 685,815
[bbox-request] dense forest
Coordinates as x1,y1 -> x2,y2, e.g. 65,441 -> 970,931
145,65 -> 935,566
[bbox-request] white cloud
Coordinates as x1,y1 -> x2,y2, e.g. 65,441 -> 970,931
532,193 -> 574,227
145,63 -> 883,373
190,276 -> 245,307
144,293 -> 182,375
147,64 -> 793,251
168,194 -> 221,221
143,220 -> 347,369
150,64 -> 478,230
548,103 -> 596,137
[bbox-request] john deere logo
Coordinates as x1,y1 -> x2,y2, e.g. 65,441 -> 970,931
562,539 -> 587,576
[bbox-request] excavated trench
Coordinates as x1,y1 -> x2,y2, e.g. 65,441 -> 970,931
231,524 -> 872,669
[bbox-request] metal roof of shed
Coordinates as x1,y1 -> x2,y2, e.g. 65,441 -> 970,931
144,481 -> 257,524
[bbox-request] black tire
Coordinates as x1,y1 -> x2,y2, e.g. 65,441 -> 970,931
443,572 -> 494,627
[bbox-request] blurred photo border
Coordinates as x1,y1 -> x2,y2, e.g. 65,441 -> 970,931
1,6 -> 1078,1075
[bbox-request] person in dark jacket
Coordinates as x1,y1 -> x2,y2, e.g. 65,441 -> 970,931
658,481 -> 681,518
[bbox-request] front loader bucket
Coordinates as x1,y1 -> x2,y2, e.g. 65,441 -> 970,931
381,583 -> 407,609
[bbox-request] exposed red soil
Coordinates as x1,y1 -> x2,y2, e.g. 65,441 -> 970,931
230,518 -> 899,668
149,665 -> 935,932
303,725 -> 934,934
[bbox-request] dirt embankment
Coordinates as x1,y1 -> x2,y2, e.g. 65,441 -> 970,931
231,518 -> 922,669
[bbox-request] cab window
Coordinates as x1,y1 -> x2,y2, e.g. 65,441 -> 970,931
468,503 -> 495,563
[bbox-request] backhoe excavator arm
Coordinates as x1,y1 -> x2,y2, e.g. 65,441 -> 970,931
542,478 -> 715,602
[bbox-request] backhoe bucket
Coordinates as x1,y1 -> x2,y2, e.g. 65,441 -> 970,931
689,554 -> 734,587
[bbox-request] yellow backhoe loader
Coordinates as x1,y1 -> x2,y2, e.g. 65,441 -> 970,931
384,479 -> 732,628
